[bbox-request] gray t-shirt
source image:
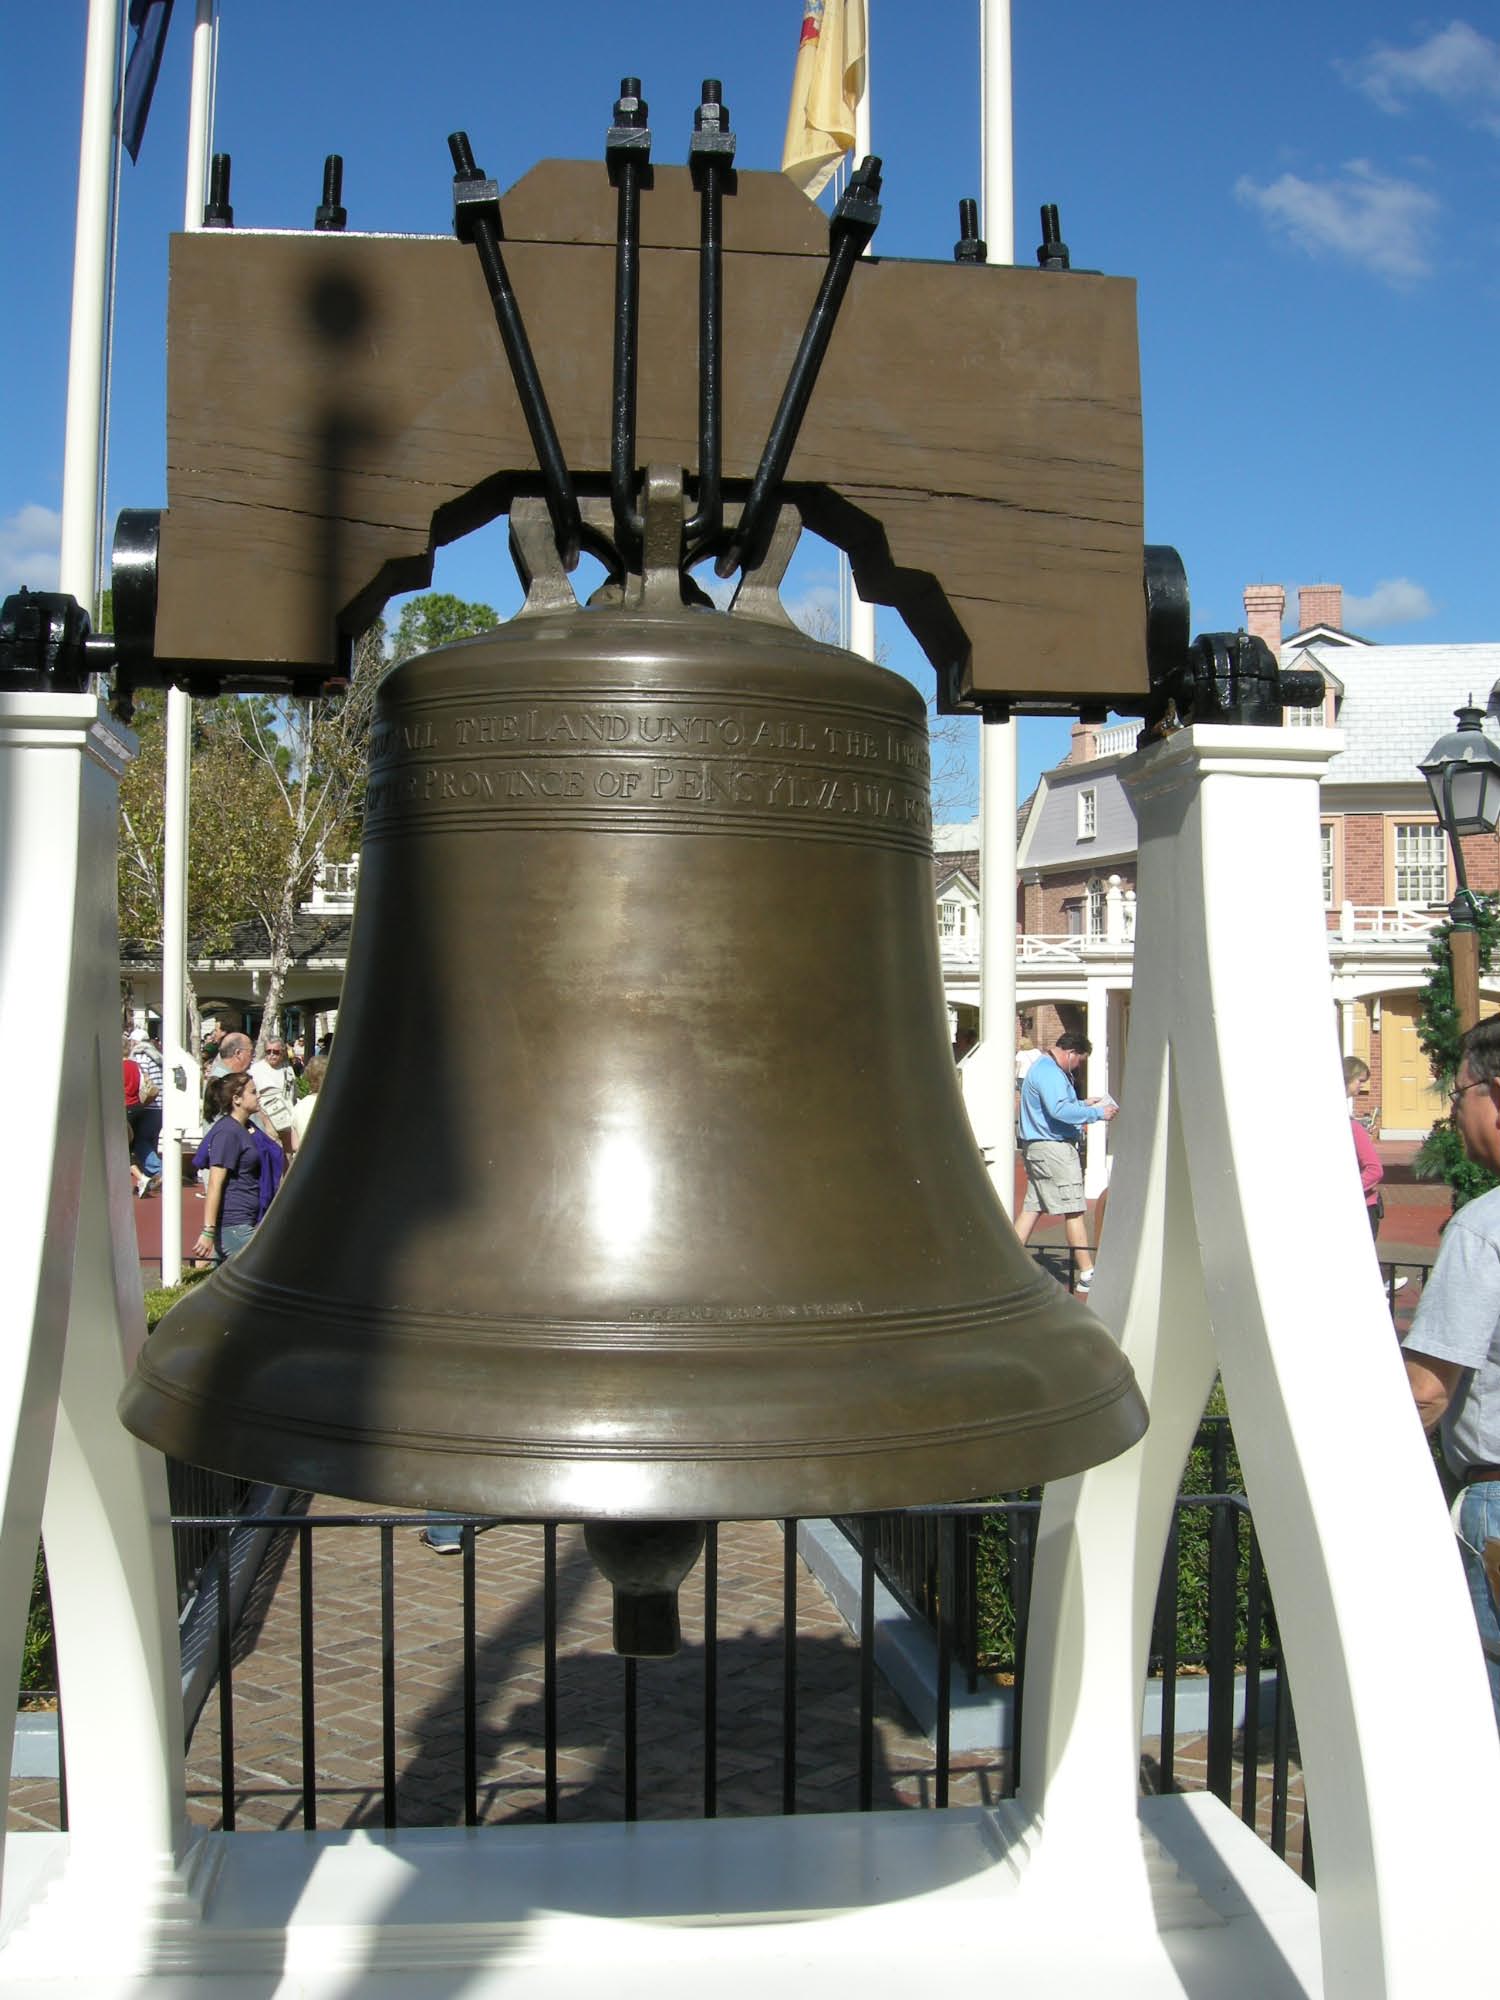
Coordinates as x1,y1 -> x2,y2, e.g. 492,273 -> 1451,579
1406,1185 -> 1500,1475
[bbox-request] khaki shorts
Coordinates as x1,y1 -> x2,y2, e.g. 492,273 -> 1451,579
1021,1138 -> 1085,1215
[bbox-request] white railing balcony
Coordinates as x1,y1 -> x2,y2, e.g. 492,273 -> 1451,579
302,856 -> 361,914
1335,902 -> 1444,943
1017,933 -> 1096,964
1088,722 -> 1139,759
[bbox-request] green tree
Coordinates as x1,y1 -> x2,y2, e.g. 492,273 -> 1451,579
200,625 -> 384,1047
1414,896 -> 1500,1209
390,592 -> 500,665
117,692 -> 288,1044
115,592 -> 498,1048
204,593 -> 497,1046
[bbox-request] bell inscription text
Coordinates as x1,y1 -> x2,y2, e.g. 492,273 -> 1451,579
364,691 -> 933,852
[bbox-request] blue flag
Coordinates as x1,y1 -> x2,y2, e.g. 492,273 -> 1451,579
119,0 -> 176,163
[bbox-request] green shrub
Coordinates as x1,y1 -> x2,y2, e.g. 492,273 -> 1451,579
20,1547 -> 54,1698
144,1265 -> 211,1331
18,1273 -> 211,1703
1414,897 -> 1500,1211
972,1384 -> 1259,1674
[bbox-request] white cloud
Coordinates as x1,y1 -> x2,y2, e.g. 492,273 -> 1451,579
1234,160 -> 1439,284
1342,22 -> 1500,135
1343,578 -> 1437,629
0,504 -> 61,596
785,580 -> 841,641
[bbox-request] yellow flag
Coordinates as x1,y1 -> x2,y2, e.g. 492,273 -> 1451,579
782,0 -> 868,200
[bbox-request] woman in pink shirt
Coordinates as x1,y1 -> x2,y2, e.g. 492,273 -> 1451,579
1345,1055 -> 1383,1238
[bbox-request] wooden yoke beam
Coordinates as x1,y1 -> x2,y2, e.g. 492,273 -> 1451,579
157,161 -> 1145,708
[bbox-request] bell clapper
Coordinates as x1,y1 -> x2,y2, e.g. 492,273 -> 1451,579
583,1521 -> 709,1659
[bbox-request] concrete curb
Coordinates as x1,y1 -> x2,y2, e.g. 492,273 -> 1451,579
797,1517 -> 1276,1755
179,1484 -> 296,1738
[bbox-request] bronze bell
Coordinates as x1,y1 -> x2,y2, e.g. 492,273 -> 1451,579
120,492 -> 1146,1652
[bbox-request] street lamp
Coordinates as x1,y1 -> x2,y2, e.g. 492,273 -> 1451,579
1418,700 -> 1500,1033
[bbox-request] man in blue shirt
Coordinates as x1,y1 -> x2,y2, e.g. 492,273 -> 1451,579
1012,1032 -> 1116,1293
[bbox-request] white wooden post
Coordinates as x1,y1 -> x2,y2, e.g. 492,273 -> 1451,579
0,694 -> 191,1934
1019,725 -> 1498,1995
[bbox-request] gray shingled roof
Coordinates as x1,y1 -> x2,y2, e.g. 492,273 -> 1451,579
1290,638 -> 1500,787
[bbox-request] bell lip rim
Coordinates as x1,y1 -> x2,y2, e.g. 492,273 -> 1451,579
116,1377 -> 1148,1521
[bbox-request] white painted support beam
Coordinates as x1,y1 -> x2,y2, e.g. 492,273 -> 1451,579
1019,725 -> 1498,1996
0,695 -> 190,1927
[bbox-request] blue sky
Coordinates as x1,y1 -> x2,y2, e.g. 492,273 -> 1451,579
5,3 -> 1499,806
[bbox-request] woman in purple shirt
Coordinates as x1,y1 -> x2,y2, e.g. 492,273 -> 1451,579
193,1074 -> 263,1263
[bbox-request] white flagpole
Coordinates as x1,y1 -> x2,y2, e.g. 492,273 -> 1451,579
159,0 -> 216,1286
59,0 -> 123,610
846,19 -> 876,664
977,0 -> 1019,1214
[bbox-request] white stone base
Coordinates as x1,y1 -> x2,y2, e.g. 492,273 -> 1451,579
0,1798 -> 1321,1997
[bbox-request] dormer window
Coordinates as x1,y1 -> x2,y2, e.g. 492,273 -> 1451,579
937,874 -> 978,945
1077,786 -> 1097,840
938,894 -> 971,940
1285,677 -> 1328,728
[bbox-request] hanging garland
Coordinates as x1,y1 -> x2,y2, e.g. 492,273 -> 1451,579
1414,893 -> 1500,1208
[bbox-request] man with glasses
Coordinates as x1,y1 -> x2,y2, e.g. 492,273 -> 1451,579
1404,1016 -> 1500,1728
250,1033 -> 298,1159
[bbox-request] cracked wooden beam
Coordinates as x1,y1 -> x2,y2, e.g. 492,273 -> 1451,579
156,160 -> 1144,707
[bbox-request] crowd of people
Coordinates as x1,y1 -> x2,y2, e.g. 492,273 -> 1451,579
122,1022 -> 329,1265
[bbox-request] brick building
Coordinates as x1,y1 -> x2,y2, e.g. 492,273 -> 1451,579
936,583 -> 1500,1180
1269,582 -> 1500,1133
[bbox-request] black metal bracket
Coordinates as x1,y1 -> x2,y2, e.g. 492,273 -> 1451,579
1132,627 -> 1325,740
606,78 -> 653,564
684,80 -> 736,555
717,157 -> 883,581
450,130 -> 582,572
203,152 -> 233,229
1036,204 -> 1071,271
953,199 -> 986,264
0,588 -> 94,693
314,154 -> 347,231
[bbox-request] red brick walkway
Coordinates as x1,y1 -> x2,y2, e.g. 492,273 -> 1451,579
8,1503 -> 1305,1872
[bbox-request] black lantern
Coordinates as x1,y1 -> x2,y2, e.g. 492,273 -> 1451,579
1419,702 -> 1500,851
1418,700 -> 1500,1035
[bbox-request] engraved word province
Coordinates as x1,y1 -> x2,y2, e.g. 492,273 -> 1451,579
364,699 -> 932,846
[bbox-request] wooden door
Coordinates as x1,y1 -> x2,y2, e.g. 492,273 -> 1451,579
1380,997 -> 1446,1136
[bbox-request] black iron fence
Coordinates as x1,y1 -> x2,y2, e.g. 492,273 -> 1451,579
161,1498 -> 1308,1881
846,1416 -> 1250,1681
165,1462 -> 257,1608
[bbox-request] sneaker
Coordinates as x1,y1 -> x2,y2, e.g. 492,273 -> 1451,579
1075,1271 -> 1094,1294
420,1530 -> 463,1554
1390,1275 -> 1409,1293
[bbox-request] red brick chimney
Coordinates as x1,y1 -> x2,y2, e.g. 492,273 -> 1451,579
1242,584 -> 1285,659
1068,721 -> 1097,765
1298,583 -> 1342,632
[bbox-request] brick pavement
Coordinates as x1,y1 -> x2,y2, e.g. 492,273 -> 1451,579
8,1499 -> 1304,1873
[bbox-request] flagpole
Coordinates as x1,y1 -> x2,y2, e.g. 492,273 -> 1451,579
977,0 -> 1019,1214
846,19 -> 876,665
160,0 -> 216,1286
59,0 -> 123,610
